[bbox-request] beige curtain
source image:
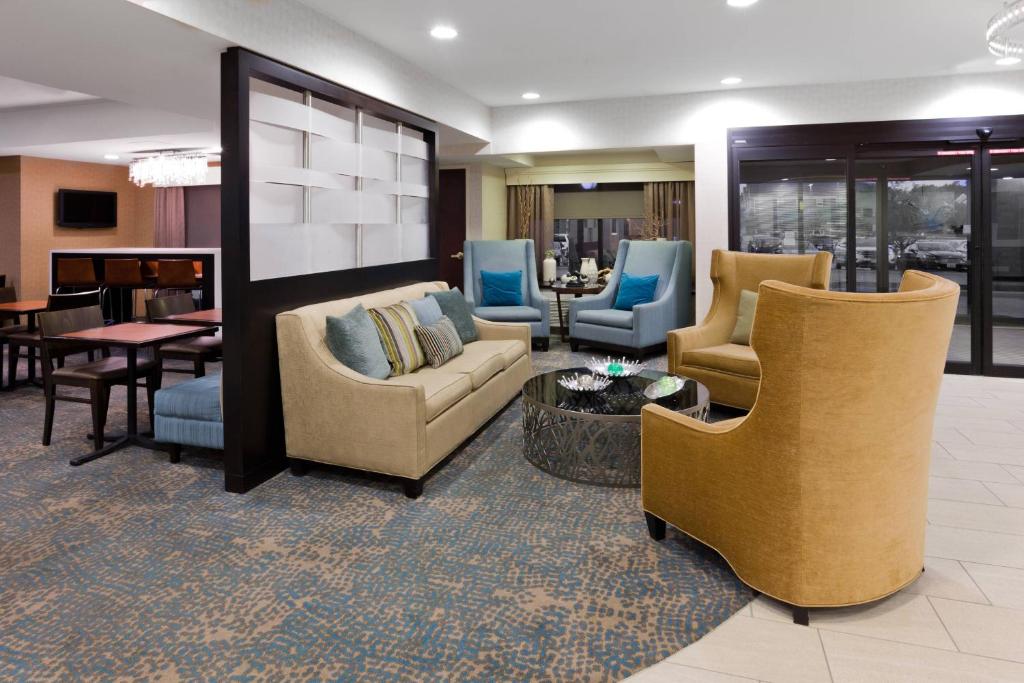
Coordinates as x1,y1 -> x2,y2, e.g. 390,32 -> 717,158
643,181 -> 695,245
506,184 -> 555,268
154,186 -> 186,248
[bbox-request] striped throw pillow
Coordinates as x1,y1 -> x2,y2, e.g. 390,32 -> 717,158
368,302 -> 426,376
414,316 -> 464,369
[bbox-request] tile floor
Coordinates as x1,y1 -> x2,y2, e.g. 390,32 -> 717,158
626,373 -> 1024,683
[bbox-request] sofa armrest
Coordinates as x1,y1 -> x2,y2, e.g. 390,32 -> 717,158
473,316 -> 532,348
666,323 -> 731,369
276,313 -> 426,477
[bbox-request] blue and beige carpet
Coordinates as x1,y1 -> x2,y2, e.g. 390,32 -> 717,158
0,342 -> 752,681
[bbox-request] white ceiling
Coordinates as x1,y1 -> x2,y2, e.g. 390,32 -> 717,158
299,0 -> 1014,106
0,76 -> 96,110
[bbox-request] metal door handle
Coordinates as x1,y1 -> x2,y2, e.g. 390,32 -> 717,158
450,251 -> 464,260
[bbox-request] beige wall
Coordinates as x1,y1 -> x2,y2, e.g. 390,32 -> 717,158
0,157 -> 21,291
17,157 -> 155,299
554,190 -> 643,220
480,164 -> 507,240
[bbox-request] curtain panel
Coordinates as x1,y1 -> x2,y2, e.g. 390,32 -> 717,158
507,185 -> 555,268
643,181 -> 695,245
154,186 -> 187,248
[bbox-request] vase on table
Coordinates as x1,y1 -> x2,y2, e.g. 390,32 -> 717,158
542,256 -> 557,285
580,257 -> 598,282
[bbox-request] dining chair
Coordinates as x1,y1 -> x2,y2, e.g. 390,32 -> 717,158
6,290 -> 103,388
38,305 -> 161,450
103,258 -> 146,323
145,294 -> 222,377
0,287 -> 27,387
55,258 -> 102,293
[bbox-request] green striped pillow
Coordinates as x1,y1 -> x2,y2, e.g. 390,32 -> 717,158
414,316 -> 464,368
368,302 -> 426,376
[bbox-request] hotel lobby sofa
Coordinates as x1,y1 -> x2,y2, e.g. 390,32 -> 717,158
668,249 -> 832,409
642,271 -> 959,624
154,373 -> 224,461
276,281 -> 533,498
569,239 -> 691,358
463,239 -> 550,350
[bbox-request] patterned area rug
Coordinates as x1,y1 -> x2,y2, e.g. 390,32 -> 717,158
0,342 -> 752,681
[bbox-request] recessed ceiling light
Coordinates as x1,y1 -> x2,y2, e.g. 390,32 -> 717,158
521,92 -> 540,100
992,167 -> 1001,172
825,158 -> 838,162
727,0 -> 759,6
720,76 -> 743,85
1003,176 -> 1015,180
429,25 -> 457,40
996,56 -> 1021,66
103,154 -> 120,160
781,178 -> 790,181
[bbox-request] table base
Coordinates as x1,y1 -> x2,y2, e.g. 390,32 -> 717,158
70,434 -> 173,467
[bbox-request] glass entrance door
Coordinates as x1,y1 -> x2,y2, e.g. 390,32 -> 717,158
987,149 -> 1024,373
854,150 -> 976,367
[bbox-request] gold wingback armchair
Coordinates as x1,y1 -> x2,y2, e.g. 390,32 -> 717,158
643,271 -> 959,624
668,249 -> 833,409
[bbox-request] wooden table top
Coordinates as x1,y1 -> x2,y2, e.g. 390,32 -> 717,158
155,308 -> 222,325
52,322 -> 213,347
0,300 -> 48,313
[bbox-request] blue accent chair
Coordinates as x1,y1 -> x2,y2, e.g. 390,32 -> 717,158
569,240 -> 692,358
463,239 -> 551,350
154,373 -> 224,462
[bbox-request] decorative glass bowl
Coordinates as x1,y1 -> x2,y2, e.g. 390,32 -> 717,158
643,375 -> 687,400
585,356 -> 647,378
557,372 -> 612,393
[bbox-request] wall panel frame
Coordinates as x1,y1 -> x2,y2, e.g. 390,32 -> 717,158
221,48 -> 439,492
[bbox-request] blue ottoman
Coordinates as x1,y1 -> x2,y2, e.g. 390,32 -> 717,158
154,373 -> 224,461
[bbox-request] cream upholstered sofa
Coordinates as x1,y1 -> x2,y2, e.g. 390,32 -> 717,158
276,281 -> 532,498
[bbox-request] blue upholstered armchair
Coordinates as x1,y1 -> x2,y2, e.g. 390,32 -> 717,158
463,239 -> 550,350
569,240 -> 692,357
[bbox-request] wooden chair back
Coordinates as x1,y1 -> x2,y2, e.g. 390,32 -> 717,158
56,258 -> 99,287
104,259 -> 145,287
156,260 -> 198,288
145,293 -> 195,321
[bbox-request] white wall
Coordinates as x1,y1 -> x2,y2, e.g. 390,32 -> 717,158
490,70 -> 1024,318
130,0 -> 491,142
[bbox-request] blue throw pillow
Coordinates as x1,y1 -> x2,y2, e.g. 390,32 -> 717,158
325,304 -> 391,379
405,296 -> 444,325
613,273 -> 660,311
428,288 -> 479,344
480,270 -> 523,307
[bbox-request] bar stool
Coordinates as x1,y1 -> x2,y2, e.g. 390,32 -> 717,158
155,259 -> 203,307
55,258 -> 101,293
103,258 -> 145,323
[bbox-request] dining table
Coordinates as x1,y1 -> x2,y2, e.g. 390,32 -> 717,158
0,299 -> 48,389
48,322 -> 215,466
152,307 -> 223,326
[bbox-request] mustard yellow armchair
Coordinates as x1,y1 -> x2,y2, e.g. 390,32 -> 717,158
668,249 -> 832,409
643,271 -> 959,624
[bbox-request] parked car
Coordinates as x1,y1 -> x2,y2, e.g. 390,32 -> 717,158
835,238 -> 896,269
747,235 -> 783,254
808,235 -> 837,253
900,240 -> 969,271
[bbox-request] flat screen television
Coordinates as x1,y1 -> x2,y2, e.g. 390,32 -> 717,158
57,189 -> 117,228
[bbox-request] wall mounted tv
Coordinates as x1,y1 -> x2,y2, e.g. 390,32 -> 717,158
57,189 -> 117,228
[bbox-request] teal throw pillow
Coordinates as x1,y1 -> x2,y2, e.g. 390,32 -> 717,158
325,304 -> 390,379
613,273 -> 660,311
480,270 -> 523,306
406,296 -> 444,325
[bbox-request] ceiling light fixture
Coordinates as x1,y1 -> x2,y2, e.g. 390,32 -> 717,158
129,151 -> 208,187
1004,176 -> 1015,180
103,154 -> 120,160
988,1 -> 1024,62
727,0 -> 759,7
430,25 -> 457,40
521,92 -> 540,100
720,76 -> 743,85
997,56 -> 1022,66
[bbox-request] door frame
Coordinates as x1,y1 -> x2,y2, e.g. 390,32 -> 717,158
728,115 -> 1024,377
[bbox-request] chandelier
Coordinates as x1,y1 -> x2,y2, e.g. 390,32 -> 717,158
987,0 -> 1024,61
129,151 -> 208,187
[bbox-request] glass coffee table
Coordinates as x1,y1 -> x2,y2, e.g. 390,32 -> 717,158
522,368 -> 709,487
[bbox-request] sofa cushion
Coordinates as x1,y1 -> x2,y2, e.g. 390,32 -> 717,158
730,289 -> 759,346
405,296 -> 444,325
368,302 -> 426,376
154,373 -> 223,422
613,272 -> 659,310
437,342 -> 505,388
428,288 -> 479,344
469,339 -> 527,369
678,343 -> 760,378
480,270 -> 523,306
388,369 -> 472,421
414,316 -> 464,369
576,309 -> 634,329
473,305 -> 542,323
325,304 -> 390,379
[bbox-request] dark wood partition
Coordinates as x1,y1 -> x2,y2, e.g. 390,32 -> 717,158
221,48 -> 439,492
